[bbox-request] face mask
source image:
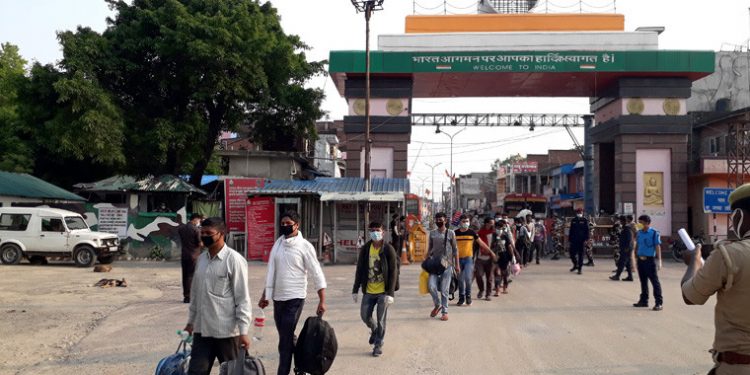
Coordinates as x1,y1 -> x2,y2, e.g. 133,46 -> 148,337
280,224 -> 295,236
370,231 -> 383,242
201,234 -> 216,247
460,222 -> 470,229
731,208 -> 750,239
436,221 -> 445,228
577,214 -> 583,218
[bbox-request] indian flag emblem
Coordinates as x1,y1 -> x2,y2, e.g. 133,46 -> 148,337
436,65 -> 452,70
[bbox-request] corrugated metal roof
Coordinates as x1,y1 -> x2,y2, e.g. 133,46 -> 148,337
319,192 -> 404,202
255,177 -> 409,195
74,175 -> 206,195
0,172 -> 86,201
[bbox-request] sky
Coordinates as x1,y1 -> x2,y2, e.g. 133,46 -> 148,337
2,0 -> 750,195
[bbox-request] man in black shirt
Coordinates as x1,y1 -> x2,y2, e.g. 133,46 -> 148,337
178,213 -> 203,303
569,208 -> 590,275
610,215 -> 635,281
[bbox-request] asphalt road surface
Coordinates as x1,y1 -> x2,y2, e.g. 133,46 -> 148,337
0,257 -> 717,375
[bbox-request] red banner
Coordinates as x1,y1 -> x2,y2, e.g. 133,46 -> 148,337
224,178 -> 265,232
246,196 -> 275,261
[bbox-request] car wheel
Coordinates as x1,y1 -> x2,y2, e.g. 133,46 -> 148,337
73,246 -> 97,267
29,255 -> 48,265
98,255 -> 114,265
1,244 -> 23,265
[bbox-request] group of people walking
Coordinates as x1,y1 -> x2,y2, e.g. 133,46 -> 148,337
175,181 -> 750,375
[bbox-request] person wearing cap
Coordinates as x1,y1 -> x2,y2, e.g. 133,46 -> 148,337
681,183 -> 750,374
632,214 -> 663,311
568,208 -> 590,274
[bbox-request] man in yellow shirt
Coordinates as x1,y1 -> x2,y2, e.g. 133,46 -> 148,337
455,214 -> 492,306
352,221 -> 398,357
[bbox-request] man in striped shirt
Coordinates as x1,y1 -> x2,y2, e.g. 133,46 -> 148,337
184,218 -> 251,375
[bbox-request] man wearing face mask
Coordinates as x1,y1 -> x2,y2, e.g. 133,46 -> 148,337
352,221 -> 398,357
179,213 -> 204,303
682,183 -> 750,374
184,218 -> 251,375
568,208 -> 591,274
427,212 -> 459,321
259,211 -> 327,375
455,214 -> 492,306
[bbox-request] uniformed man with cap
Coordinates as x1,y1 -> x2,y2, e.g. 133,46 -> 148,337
682,183 -> 750,374
568,208 -> 590,274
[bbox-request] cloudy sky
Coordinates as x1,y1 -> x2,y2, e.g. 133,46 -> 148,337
2,0 -> 749,194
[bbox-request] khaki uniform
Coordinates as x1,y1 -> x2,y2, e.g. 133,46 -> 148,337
682,240 -> 750,374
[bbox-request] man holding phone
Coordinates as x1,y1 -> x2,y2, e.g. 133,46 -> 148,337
681,183 -> 750,374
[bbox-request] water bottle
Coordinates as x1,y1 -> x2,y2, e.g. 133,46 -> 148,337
253,308 -> 265,342
177,330 -> 192,344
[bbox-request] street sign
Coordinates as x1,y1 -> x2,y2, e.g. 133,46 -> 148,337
703,188 -> 732,214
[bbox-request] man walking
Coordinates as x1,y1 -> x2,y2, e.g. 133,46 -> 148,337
569,208 -> 590,274
259,211 -> 327,375
682,183 -> 750,374
389,214 -> 402,256
476,217 -> 496,300
178,213 -> 203,303
455,214 -> 492,306
533,218 -> 546,264
352,221 -> 398,357
427,212 -> 459,321
184,218 -> 251,375
632,215 -> 663,311
610,215 -> 634,281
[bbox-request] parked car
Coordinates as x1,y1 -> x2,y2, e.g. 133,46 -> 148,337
0,207 -> 122,267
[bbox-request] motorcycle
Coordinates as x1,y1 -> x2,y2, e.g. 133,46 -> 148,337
670,234 -> 705,262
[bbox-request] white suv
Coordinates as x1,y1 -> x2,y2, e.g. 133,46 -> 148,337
0,207 -> 122,267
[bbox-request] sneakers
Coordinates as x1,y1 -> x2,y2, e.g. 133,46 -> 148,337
440,314 -> 449,321
477,291 -> 483,299
653,304 -> 663,311
622,277 -> 634,281
570,266 -> 577,272
466,296 -> 472,306
609,275 -> 620,281
430,306 -> 441,318
372,346 -> 383,357
183,297 -> 190,304
484,295 -> 491,301
633,301 -> 649,308
456,296 -> 465,306
577,269 -> 582,275
368,331 -> 376,345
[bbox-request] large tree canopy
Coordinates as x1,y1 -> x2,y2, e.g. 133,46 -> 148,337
64,0 -> 325,185
0,0 -> 324,187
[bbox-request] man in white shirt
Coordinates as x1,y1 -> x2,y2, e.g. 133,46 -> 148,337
259,210 -> 327,375
184,218 -> 251,375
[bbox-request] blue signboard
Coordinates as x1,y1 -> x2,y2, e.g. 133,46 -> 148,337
703,188 -> 733,214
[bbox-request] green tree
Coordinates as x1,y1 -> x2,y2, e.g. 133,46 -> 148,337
0,43 -> 33,172
59,0 -> 325,186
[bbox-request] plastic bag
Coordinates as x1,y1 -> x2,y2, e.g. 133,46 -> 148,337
419,270 -> 429,295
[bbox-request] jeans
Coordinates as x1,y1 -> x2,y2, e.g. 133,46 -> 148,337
360,293 -> 388,347
187,334 -> 239,375
614,247 -> 633,278
458,257 -> 474,298
273,299 -> 305,375
474,258 -> 494,296
428,266 -> 453,314
636,257 -> 662,305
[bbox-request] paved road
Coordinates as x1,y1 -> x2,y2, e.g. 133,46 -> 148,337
0,257 -> 717,375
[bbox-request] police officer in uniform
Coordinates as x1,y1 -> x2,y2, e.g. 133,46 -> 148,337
682,183 -> 750,374
568,208 -> 590,275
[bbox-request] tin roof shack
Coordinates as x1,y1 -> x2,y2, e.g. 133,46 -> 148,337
0,171 -> 85,207
248,178 -> 409,264
74,175 -> 206,259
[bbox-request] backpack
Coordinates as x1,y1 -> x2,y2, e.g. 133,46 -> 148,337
294,316 -> 338,375
219,350 -> 265,375
155,338 -> 190,375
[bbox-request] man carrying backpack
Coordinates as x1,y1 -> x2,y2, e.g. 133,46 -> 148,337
259,211 -> 327,375
352,221 -> 398,357
427,212 -> 459,321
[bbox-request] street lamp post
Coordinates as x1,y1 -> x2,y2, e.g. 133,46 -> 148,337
425,162 -> 442,215
351,0 -> 383,240
436,125 -> 466,215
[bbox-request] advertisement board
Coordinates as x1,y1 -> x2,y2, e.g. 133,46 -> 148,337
225,178 -> 265,232
246,196 -> 276,261
511,162 -> 539,173
96,206 -> 129,238
459,178 -> 480,195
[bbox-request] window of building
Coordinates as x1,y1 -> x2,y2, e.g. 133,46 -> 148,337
0,214 -> 32,231
708,136 -> 722,155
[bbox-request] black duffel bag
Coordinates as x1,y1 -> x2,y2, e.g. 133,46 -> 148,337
421,230 -> 450,275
